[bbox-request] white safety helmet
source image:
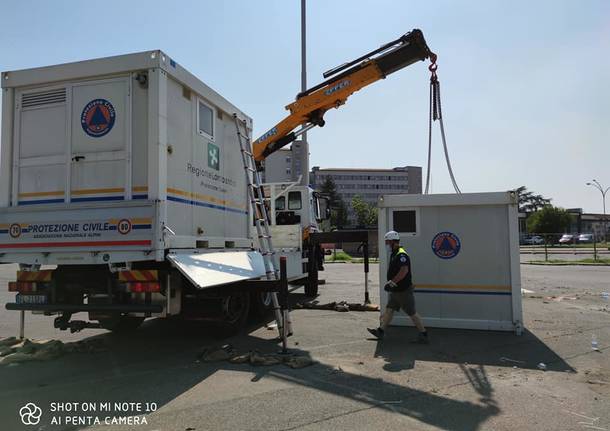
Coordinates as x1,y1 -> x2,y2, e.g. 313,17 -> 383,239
384,230 -> 400,241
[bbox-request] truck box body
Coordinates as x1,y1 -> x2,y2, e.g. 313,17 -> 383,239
0,50 -> 252,265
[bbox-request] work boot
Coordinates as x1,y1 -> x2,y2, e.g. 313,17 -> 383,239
367,327 -> 385,340
410,331 -> 429,344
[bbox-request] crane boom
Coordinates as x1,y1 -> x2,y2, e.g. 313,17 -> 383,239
252,29 -> 435,163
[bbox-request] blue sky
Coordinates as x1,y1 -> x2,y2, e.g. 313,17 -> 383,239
1,0 -> 609,212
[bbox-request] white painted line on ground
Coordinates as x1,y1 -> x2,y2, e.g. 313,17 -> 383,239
579,424 -> 606,431
565,411 -> 599,421
306,339 -> 369,352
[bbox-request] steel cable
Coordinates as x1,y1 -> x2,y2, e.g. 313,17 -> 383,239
425,79 -> 433,194
425,76 -> 461,194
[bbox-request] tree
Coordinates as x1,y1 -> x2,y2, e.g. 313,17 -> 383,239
526,206 -> 573,236
319,178 -> 348,229
334,201 -> 349,229
351,195 -> 378,227
319,177 -> 338,200
515,186 -> 551,213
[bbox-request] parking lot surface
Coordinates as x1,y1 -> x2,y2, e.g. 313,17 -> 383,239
0,263 -> 609,431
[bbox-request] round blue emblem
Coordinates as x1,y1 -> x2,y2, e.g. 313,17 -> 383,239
431,231 -> 461,259
81,99 -> 116,137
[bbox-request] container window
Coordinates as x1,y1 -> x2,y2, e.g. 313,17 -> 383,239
393,210 -> 417,233
275,196 -> 286,210
198,100 -> 214,139
288,191 -> 302,210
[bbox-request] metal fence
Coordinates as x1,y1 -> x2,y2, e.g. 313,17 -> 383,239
520,232 -> 610,262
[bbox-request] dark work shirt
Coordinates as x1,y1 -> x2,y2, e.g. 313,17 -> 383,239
387,247 -> 412,290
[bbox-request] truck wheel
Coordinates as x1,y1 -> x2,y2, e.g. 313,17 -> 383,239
250,292 -> 274,317
98,315 -> 145,333
304,281 -> 318,297
220,292 -> 250,330
305,245 -> 319,297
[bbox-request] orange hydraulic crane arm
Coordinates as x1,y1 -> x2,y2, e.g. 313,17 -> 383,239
252,29 -> 435,162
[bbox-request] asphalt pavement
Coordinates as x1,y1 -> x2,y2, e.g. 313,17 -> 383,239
0,263 -> 608,431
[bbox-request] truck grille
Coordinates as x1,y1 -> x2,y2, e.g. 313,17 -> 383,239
21,88 -> 67,108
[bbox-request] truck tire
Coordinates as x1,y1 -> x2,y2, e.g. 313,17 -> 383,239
98,315 -> 145,333
305,245 -> 319,297
220,292 -> 250,330
250,292 -> 273,318
304,280 -> 318,297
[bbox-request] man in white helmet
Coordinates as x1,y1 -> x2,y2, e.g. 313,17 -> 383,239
367,230 -> 428,344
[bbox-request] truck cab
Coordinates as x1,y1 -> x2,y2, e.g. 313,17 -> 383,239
255,182 -> 330,296
262,182 -> 330,234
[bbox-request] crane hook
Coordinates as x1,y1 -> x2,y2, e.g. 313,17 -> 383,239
428,54 -> 438,82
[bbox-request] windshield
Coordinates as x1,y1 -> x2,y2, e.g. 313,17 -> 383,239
288,191 -> 302,210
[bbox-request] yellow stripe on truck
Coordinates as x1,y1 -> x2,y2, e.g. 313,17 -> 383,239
71,187 -> 125,195
167,187 -> 246,210
18,190 -> 64,198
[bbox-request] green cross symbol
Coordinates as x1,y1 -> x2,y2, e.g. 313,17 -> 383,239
208,142 -> 219,170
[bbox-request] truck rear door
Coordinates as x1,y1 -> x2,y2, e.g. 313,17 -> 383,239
14,77 -> 132,205
70,77 -> 131,202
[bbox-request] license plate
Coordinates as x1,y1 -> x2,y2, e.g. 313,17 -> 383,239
16,294 -> 48,305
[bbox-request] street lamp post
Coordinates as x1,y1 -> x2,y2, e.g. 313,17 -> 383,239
298,0 -> 309,186
586,179 -> 609,243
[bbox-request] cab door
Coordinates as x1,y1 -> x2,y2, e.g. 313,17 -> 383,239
69,77 -> 131,203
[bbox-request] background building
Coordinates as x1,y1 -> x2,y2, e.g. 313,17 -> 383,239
261,148 -> 292,183
261,140 -> 307,183
310,166 -> 422,226
567,209 -> 609,239
518,208 -> 609,240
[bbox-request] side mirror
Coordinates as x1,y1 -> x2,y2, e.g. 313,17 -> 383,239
318,197 -> 330,221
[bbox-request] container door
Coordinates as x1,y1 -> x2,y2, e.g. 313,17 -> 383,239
14,87 -> 69,205
70,77 -> 131,203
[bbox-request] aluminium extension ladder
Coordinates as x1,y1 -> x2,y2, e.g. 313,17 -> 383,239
233,114 -> 292,337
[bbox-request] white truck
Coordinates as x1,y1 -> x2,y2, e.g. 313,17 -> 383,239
0,51 -> 327,332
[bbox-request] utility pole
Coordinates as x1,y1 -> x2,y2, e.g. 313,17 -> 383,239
294,0 -> 310,186
587,179 -> 609,243
301,0 -> 307,113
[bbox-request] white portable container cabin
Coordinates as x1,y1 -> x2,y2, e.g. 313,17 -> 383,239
377,192 -> 523,334
0,50 -> 254,268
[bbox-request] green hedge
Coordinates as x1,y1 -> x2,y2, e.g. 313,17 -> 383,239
326,251 -> 352,262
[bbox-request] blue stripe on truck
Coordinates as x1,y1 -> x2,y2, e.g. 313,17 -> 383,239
18,196 -> 150,205
71,196 -> 125,203
18,199 -> 65,205
167,196 -> 248,215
